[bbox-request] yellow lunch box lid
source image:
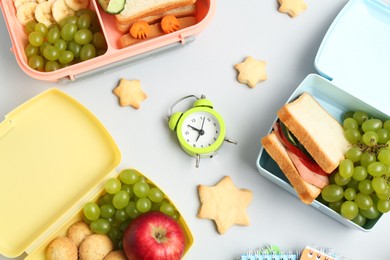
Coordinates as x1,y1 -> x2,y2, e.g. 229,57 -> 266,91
0,88 -> 121,257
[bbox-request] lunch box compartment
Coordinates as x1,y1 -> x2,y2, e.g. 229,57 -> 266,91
256,0 -> 389,231
0,88 -> 193,259
0,0 -> 215,82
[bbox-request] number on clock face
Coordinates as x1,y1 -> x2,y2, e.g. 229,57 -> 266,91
181,112 -> 220,148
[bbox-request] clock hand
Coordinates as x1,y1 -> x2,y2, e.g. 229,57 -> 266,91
196,117 -> 206,141
187,124 -> 201,132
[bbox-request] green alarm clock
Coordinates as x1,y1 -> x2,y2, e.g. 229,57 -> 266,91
167,94 -> 236,167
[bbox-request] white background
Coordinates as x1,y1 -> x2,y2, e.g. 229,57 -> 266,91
1,0 -> 389,259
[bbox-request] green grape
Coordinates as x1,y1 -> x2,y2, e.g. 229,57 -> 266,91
83,202 -> 100,221
367,162 -> 387,177
90,218 -> 111,234
377,199 -> 390,213
345,146 -> 363,163
343,118 -> 358,130
333,172 -> 350,186
321,184 -> 344,202
80,43 -> 96,61
351,212 -> 366,227
355,192 -> 373,210
358,179 -> 373,195
376,187 -> 390,200
340,201 -> 359,220
60,15 -> 78,27
105,178 -> 122,194
362,119 -> 383,133
121,184 -> 134,198
48,23 -> 60,30
67,41 -> 82,58
136,197 -> 152,213
112,190 -> 130,209
343,111 -> 354,120
148,187 -> 164,203
347,178 -> 359,190
34,22 -> 48,37
353,111 -> 369,125
378,150 -> 390,166
61,23 -> 77,41
25,44 -> 38,58
339,159 -> 354,178
39,42 -> 51,55
107,227 -> 122,244
125,201 -> 140,219
360,151 -> 376,168
171,211 -> 180,221
28,55 -> 44,70
98,193 -> 113,206
377,128 -> 389,144
344,187 -> 356,201
360,206 -> 380,219
47,27 -> 61,44
28,31 -> 44,47
352,166 -> 368,181
133,181 -> 150,198
384,120 -> 390,131
96,48 -> 106,56
100,204 -> 116,218
115,208 -> 128,222
372,177 -> 388,194
119,169 -> 139,184
44,60 -> 60,72
54,39 -> 67,52
77,13 -> 91,29
362,131 -> 379,146
74,28 -> 93,45
25,21 -> 37,34
43,45 -> 60,61
329,200 -> 343,212
92,32 -> 107,49
160,202 -> 175,216
58,50 -> 74,64
344,128 -> 361,144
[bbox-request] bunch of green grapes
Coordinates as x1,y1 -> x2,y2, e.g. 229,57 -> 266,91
82,169 -> 180,249
321,111 -> 390,227
24,9 -> 107,72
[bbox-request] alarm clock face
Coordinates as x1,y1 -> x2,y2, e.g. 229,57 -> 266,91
180,111 -> 221,149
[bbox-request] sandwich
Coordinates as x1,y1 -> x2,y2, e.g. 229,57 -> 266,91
116,4 -> 197,33
261,92 -> 351,204
115,0 -> 197,28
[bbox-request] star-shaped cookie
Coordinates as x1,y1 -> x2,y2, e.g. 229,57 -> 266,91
278,0 -> 307,18
197,176 -> 253,234
234,56 -> 267,88
113,78 -> 147,109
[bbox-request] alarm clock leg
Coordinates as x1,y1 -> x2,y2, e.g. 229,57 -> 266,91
196,154 -> 200,168
224,138 -> 238,145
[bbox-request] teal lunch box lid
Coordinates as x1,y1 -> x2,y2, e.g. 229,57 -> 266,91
314,0 -> 390,115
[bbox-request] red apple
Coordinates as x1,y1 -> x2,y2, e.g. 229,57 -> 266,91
123,211 -> 185,260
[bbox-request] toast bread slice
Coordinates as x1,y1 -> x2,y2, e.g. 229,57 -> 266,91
116,4 -> 196,33
277,92 -> 350,173
261,132 -> 321,204
115,0 -> 196,25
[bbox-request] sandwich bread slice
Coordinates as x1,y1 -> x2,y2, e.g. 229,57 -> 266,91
277,92 -> 350,173
262,132 -> 324,204
115,0 -> 197,25
116,4 -> 196,33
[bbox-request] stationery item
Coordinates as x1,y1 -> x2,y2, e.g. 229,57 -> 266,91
300,246 -> 346,260
239,245 -> 299,260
